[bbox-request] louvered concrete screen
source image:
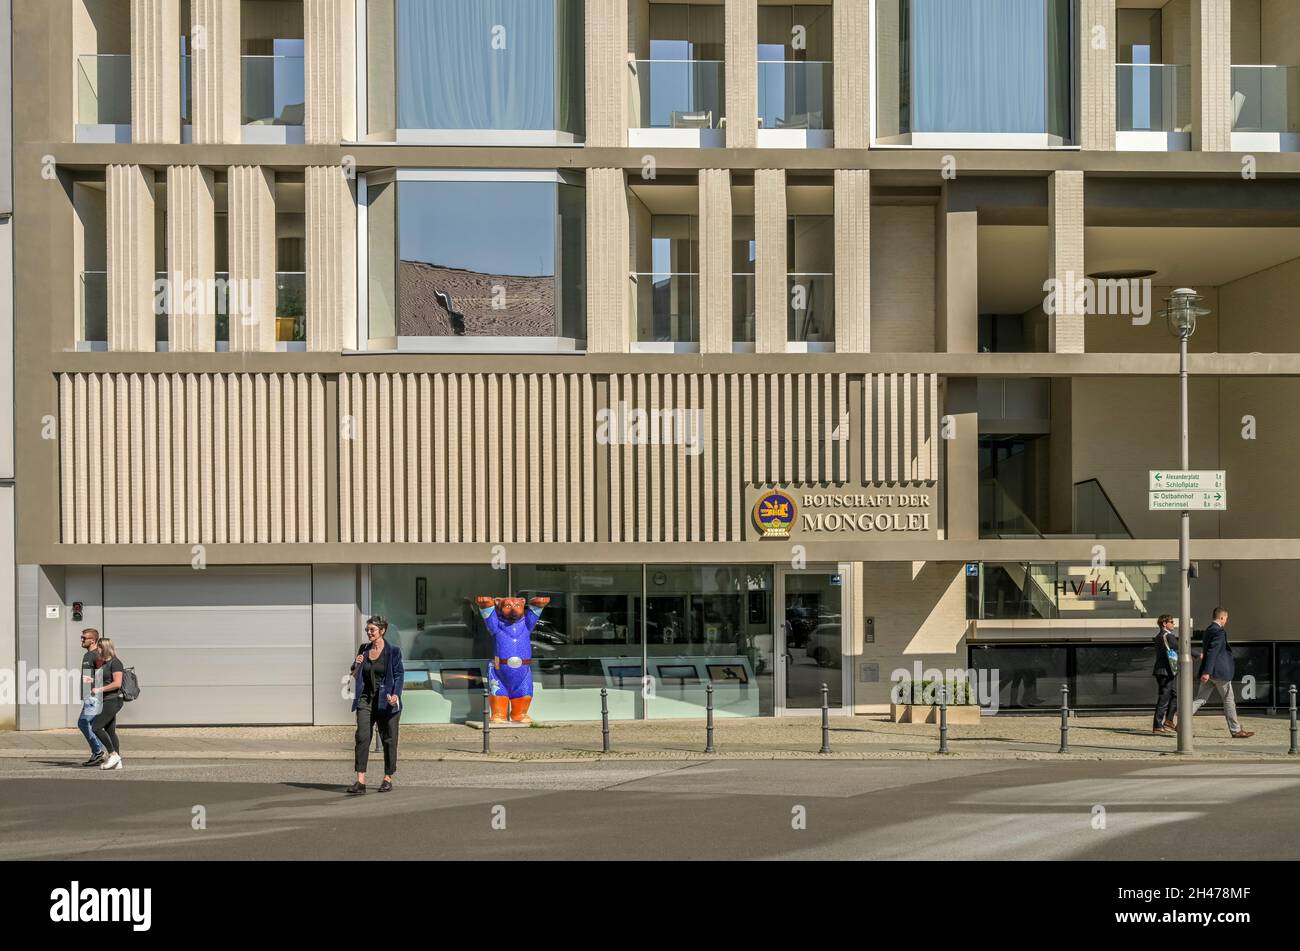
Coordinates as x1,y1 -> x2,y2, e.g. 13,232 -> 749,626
58,373 -> 328,544
339,372 -> 939,545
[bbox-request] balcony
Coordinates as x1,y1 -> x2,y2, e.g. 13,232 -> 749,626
1231,65 -> 1300,151
634,272 -> 699,351
1115,63 -> 1190,151
757,61 -> 832,148
786,273 -> 833,351
79,271 -> 108,350
629,59 -> 725,148
76,54 -> 131,142
732,273 -> 755,348
242,54 -> 305,144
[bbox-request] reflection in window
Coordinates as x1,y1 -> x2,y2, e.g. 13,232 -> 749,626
369,175 -> 586,341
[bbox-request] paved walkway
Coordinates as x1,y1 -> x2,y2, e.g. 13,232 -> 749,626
2,713 -> 1295,762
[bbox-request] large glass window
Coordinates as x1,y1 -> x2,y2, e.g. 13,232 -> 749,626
367,173 -> 585,343
788,215 -> 834,344
371,564 -> 777,722
512,565 -> 645,721
635,214 -> 699,344
368,0 -> 584,137
877,0 -> 1074,141
370,565 -> 503,724
644,566 -> 774,718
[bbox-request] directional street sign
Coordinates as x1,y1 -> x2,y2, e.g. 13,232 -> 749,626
1149,490 -> 1227,511
1149,470 -> 1226,491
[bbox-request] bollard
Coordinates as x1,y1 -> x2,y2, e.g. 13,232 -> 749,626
1058,683 -> 1070,753
482,686 -> 491,755
1290,685 -> 1298,756
819,683 -> 831,754
705,683 -> 716,753
938,683 -> 949,754
601,687 -> 611,753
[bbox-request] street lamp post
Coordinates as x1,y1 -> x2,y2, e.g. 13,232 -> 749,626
1161,289 -> 1211,755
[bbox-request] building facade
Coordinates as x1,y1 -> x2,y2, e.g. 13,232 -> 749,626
8,0 -> 1300,728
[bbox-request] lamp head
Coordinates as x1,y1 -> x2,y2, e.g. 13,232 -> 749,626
1160,287 -> 1210,339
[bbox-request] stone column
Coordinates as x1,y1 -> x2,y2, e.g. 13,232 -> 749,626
585,168 -> 631,352
106,164 -> 156,351
228,165 -> 278,352
832,0 -> 870,148
1192,0 -> 1232,152
725,0 -> 757,148
191,0 -> 240,144
754,168 -> 787,354
834,168 -> 870,352
304,0 -> 356,144
1048,170 -> 1085,354
305,165 -> 357,351
585,0 -> 628,147
698,168 -> 733,354
166,165 -> 217,351
935,185 -> 978,353
1079,0 -> 1116,150
130,0 -> 181,143
943,378 -> 979,542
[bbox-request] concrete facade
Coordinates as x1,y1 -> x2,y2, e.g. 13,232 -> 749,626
7,0 -> 1300,727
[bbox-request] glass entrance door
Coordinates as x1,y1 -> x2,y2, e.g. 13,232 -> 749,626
777,569 -> 845,711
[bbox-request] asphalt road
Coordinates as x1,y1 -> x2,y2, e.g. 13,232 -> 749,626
2,756 -> 1298,860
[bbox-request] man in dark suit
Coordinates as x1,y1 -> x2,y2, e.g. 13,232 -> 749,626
1151,614 -> 1178,734
1190,607 -> 1255,738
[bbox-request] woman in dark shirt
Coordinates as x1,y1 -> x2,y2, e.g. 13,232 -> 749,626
91,637 -> 126,770
348,615 -> 404,794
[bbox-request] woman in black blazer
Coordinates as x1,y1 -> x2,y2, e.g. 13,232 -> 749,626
347,616 -> 404,794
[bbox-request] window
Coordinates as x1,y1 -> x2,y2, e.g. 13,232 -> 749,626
877,0 -> 1074,143
367,0 -> 584,140
787,215 -> 833,345
366,171 -> 585,346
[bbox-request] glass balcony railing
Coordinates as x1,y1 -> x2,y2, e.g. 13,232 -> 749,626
77,54 -> 131,125
276,271 -> 307,342
633,60 -> 724,129
1232,65 -> 1300,133
1116,64 -> 1190,132
80,271 -> 108,344
787,273 -> 834,344
181,54 -> 191,125
635,272 -> 698,343
757,61 -> 832,130
732,273 -> 755,343
242,54 -> 305,126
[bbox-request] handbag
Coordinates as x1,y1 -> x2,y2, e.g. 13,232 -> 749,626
1160,632 -> 1178,676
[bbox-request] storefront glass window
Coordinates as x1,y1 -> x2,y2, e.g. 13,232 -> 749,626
644,565 -> 774,718
512,564 -> 645,720
369,565 -> 502,724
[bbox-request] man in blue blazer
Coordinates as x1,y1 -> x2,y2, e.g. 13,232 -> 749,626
1190,607 -> 1255,738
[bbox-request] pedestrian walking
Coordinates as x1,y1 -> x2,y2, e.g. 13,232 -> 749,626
77,628 -> 108,766
1152,614 -> 1178,735
89,637 -> 127,770
347,616 -> 404,795
1190,608 -> 1255,739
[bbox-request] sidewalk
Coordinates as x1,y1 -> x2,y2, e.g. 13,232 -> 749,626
1,713 -> 1296,762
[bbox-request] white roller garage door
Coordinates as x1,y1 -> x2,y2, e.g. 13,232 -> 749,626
103,566 -> 313,725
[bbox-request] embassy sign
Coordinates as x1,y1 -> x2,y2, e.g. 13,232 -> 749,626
748,484 -> 936,540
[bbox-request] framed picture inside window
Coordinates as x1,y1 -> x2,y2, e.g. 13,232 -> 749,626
415,577 -> 427,616
747,589 -> 767,625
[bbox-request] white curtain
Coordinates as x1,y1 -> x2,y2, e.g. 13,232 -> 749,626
911,0 -> 1047,134
398,0 -> 556,130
